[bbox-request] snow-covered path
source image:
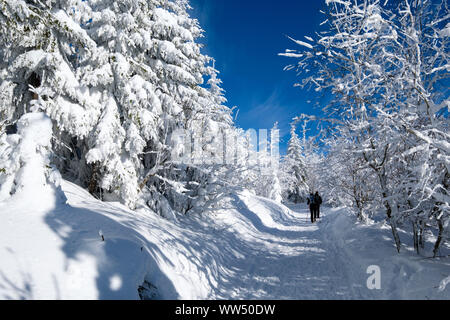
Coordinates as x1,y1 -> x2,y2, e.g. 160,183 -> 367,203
202,193 -> 366,299
182,191 -> 449,300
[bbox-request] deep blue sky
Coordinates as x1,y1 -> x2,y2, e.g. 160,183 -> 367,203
190,0 -> 328,152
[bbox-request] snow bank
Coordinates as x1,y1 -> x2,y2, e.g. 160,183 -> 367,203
321,208 -> 450,299
0,113 -> 154,299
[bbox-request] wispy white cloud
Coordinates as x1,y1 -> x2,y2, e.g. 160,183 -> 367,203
238,89 -> 301,137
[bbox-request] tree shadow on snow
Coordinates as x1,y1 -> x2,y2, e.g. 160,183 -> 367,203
169,194 -> 340,299
0,270 -> 34,300
44,203 -> 179,300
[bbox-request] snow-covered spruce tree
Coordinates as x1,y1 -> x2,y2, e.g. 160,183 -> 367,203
0,0 -> 155,208
0,0 -> 106,199
268,123 -> 282,203
253,123 -> 282,203
292,117 -> 324,197
179,63 -> 236,214
281,0 -> 449,254
280,124 -> 308,203
228,128 -> 260,195
68,0 -> 183,210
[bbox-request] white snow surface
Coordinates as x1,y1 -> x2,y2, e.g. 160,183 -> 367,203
0,182 -> 449,299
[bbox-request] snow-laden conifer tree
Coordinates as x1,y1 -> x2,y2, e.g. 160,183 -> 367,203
0,0 -> 107,200
268,123 -> 282,203
254,123 -> 282,203
228,128 -> 260,195
280,124 -> 308,203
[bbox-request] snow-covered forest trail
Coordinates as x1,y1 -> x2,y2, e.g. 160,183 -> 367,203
177,191 -> 450,300
202,193 -> 370,300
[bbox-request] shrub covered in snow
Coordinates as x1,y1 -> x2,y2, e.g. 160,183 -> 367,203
0,112 -> 65,206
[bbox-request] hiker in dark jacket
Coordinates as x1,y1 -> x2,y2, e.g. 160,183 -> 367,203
307,193 -> 316,223
313,192 -> 323,221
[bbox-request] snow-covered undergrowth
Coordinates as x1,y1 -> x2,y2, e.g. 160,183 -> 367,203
320,208 -> 450,299
1,179 -> 449,300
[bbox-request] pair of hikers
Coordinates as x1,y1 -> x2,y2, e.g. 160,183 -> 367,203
307,192 -> 322,223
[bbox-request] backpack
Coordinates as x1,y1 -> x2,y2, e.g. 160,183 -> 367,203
314,194 -> 322,205
308,194 -> 315,205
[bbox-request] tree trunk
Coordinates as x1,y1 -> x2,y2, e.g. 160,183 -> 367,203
433,219 -> 444,258
376,170 -> 401,253
384,199 -> 401,253
389,218 -> 401,253
412,221 -> 419,254
419,220 -> 425,250
88,162 -> 99,196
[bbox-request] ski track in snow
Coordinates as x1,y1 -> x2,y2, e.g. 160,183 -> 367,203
0,182 -> 449,300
